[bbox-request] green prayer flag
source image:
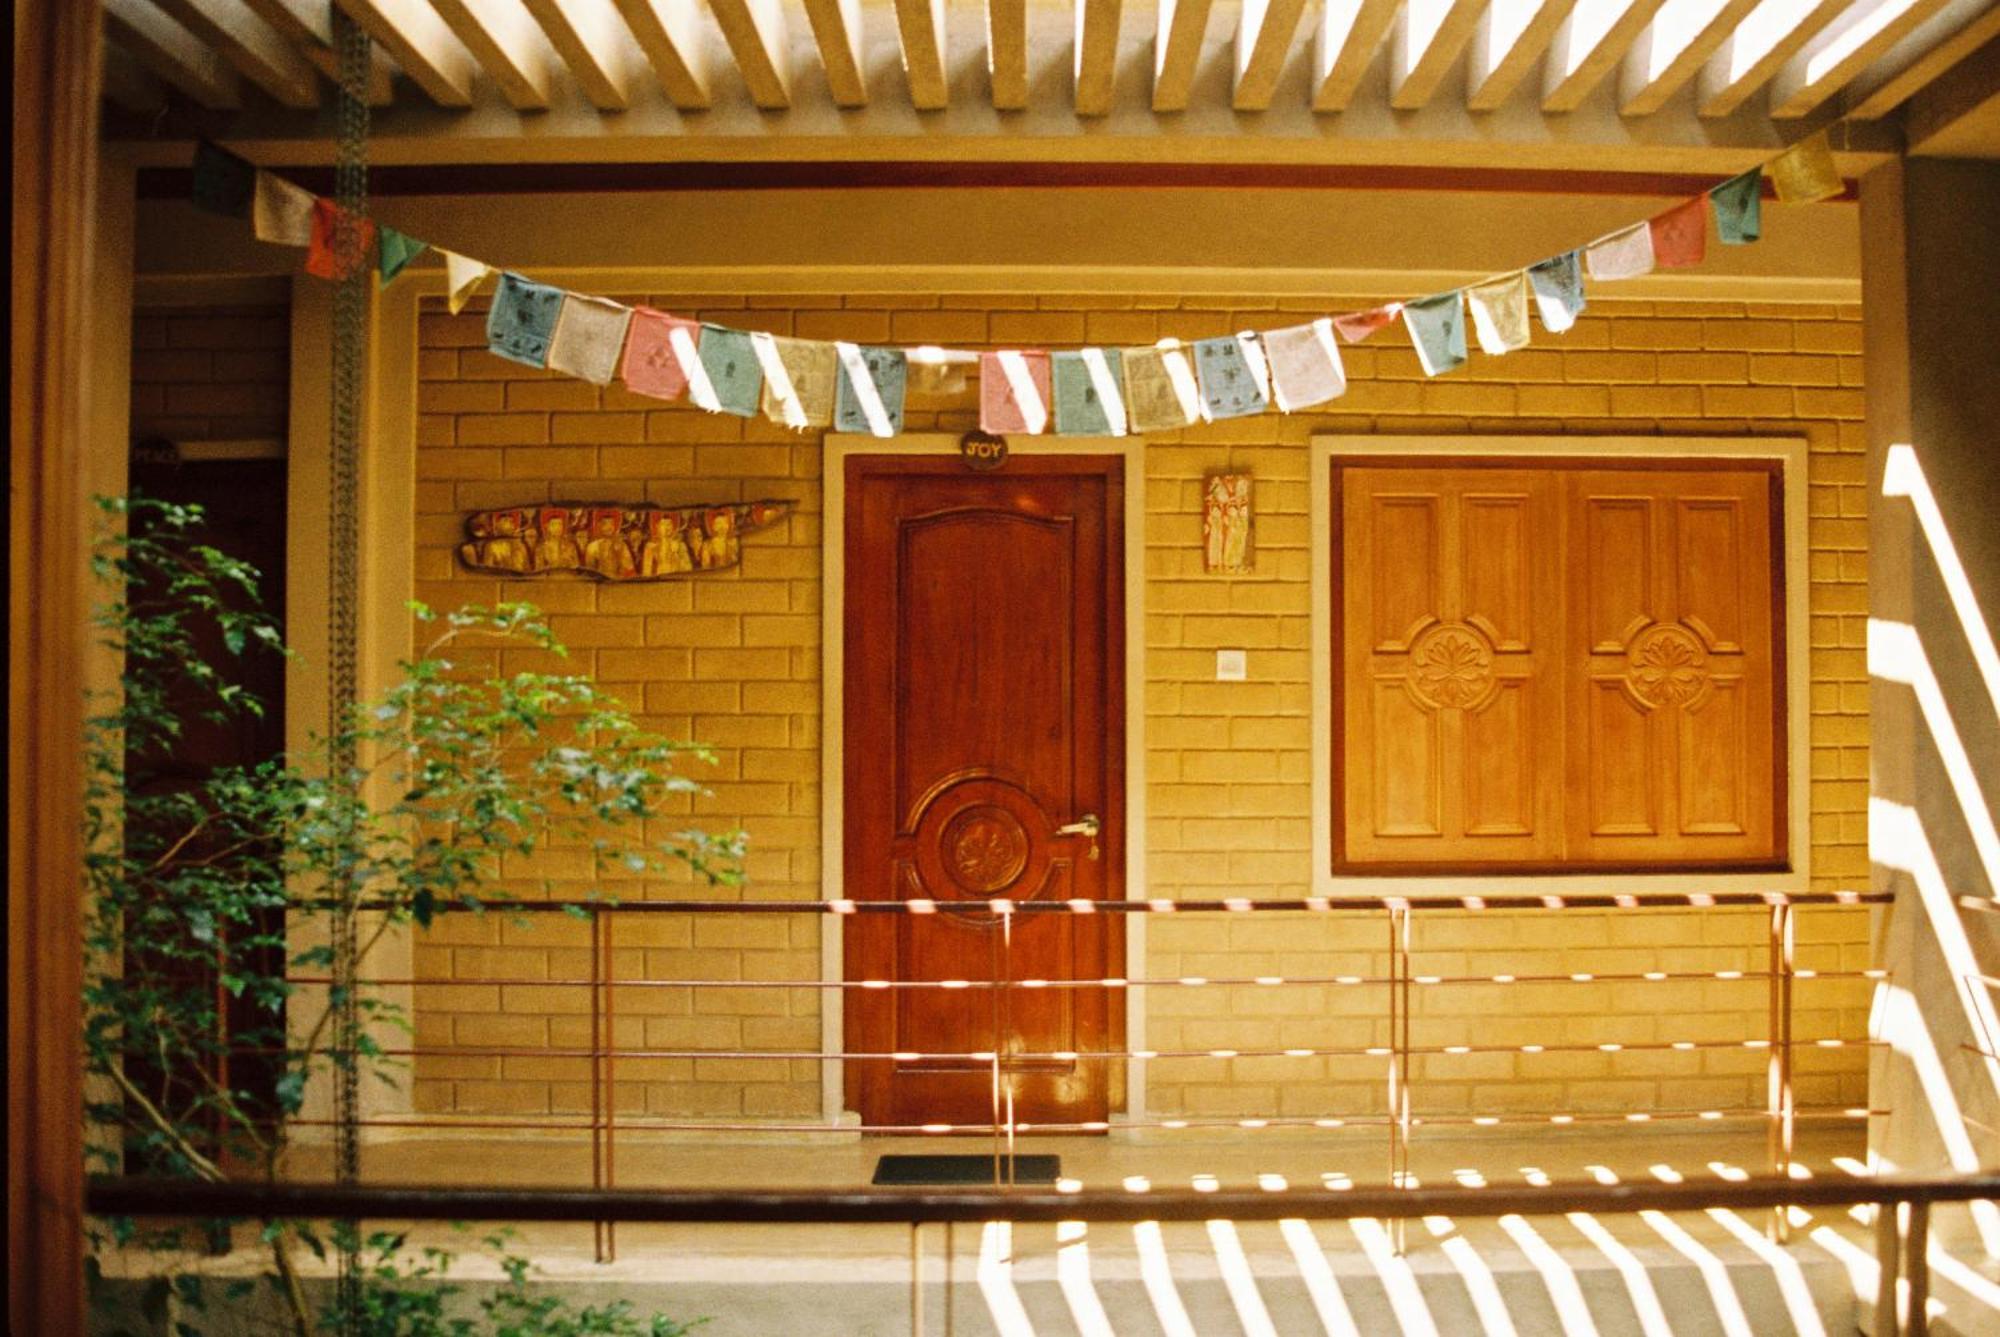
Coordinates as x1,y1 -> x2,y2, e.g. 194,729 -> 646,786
378,226 -> 429,282
192,140 -> 256,219
1710,168 -> 1762,245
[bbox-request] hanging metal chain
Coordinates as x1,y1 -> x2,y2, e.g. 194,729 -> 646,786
329,3 -> 370,1327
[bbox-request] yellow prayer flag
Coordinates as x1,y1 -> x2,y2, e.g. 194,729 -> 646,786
1769,130 -> 1842,205
443,251 -> 494,315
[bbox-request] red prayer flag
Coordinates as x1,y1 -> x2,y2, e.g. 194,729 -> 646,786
979,350 -> 1053,434
304,198 -> 377,280
1331,304 -> 1401,343
1648,196 -> 1707,269
621,307 -> 701,400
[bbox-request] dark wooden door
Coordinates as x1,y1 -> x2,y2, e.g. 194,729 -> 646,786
844,455 -> 1124,1130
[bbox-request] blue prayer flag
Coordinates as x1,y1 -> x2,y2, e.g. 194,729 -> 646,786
486,272 -> 564,368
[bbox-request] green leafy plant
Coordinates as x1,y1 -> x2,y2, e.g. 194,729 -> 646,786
84,495 -> 737,1334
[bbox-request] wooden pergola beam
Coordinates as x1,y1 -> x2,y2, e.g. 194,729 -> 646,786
152,0 -> 320,106
102,41 -> 170,111
1543,0 -> 1671,111
333,0 -> 477,107
709,0 -> 792,108
1467,0 -> 1579,112
891,0 -> 949,110
1769,0 -> 1953,118
521,0 -> 641,110
1696,0 -> 1845,117
1844,0 -> 2000,117
240,0 -> 397,104
1618,0 -> 1760,115
1076,0 -> 1123,115
431,0 -> 556,110
1389,0 -> 1487,109
802,0 -> 868,107
1234,0 -> 1312,110
610,0 -> 714,109
103,0 -> 241,107
1902,27 -> 2000,148
1151,0 -> 1214,112
1312,0 -> 1399,110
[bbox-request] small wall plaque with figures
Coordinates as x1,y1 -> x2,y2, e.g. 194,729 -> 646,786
458,499 -> 793,581
1203,472 -> 1253,574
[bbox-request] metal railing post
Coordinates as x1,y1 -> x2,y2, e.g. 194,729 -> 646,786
910,1221 -> 924,1337
1876,1199 -> 1902,1335
1768,900 -> 1795,1241
603,909 -> 619,1263
1388,902 -> 1412,1254
1905,1199 -> 1930,1337
590,906 -> 609,1265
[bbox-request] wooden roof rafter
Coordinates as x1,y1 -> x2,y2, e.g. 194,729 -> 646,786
95,0 -> 1996,164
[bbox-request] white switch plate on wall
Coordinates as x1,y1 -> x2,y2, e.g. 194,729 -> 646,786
1215,649 -> 1247,681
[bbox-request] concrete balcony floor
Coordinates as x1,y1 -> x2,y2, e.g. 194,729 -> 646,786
81,1121 -> 1982,1334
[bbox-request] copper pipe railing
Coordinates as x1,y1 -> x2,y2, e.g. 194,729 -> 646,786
87,1170 -> 1991,1337
276,891 -> 1889,1266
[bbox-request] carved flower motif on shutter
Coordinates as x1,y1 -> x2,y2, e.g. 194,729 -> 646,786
1626,623 -> 1710,708
1408,622 -> 1497,710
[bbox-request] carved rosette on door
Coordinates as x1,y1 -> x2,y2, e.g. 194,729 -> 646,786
897,774 -> 1087,919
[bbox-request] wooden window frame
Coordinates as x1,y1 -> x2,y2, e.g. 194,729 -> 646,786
1311,436 -> 1813,897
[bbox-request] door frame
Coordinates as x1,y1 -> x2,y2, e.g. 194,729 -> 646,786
821,434 -> 1148,1124
1310,434 -> 1813,896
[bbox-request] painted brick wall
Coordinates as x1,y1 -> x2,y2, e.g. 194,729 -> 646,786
407,291 -> 1871,1129
132,304 -> 290,443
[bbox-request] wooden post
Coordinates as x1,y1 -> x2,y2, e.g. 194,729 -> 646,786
9,0 -> 103,1329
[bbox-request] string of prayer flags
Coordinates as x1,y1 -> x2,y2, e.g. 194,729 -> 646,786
1770,129 -> 1842,204
304,199 -> 377,281
1528,251 -> 1586,332
1194,334 -> 1270,420
487,272 -> 564,368
546,294 -> 633,386
754,333 -> 839,429
443,251 -> 493,315
192,127 -> 1859,426
835,344 -> 907,437
1053,348 -> 1127,435
1122,340 -> 1203,431
1466,273 -> 1531,356
192,141 -> 256,219
697,325 -> 763,417
1403,291 -> 1468,377
1263,319 -> 1347,411
981,350 -> 1052,434
1649,196 -> 1707,268
378,227 -> 429,283
252,171 -> 317,246
1333,304 -> 1401,343
1586,222 -> 1655,280
621,308 -> 699,400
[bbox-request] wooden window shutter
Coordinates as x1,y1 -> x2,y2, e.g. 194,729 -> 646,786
1335,459 -> 1785,873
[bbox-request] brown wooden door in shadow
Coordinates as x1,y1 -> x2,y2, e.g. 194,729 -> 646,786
844,455 -> 1124,1131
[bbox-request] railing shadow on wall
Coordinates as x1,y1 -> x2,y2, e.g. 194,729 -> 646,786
1869,443 -> 2000,1262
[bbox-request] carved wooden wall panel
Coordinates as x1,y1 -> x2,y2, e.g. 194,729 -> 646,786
1339,468 -> 1563,865
1337,460 -> 1784,873
1565,470 -> 1779,864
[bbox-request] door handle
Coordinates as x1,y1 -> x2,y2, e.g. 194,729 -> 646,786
1055,813 -> 1101,861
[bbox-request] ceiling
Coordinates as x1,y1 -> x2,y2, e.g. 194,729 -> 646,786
98,0 -> 2000,170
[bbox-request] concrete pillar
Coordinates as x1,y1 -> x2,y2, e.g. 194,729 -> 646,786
1861,157 -> 2000,1262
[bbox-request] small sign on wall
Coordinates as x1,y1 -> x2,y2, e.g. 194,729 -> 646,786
1203,472 -> 1253,574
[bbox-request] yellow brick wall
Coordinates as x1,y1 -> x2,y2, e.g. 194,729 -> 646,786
407,290 -> 1871,1127
132,303 -> 290,441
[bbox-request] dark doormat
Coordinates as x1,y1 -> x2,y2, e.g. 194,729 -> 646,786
871,1154 -> 1061,1186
